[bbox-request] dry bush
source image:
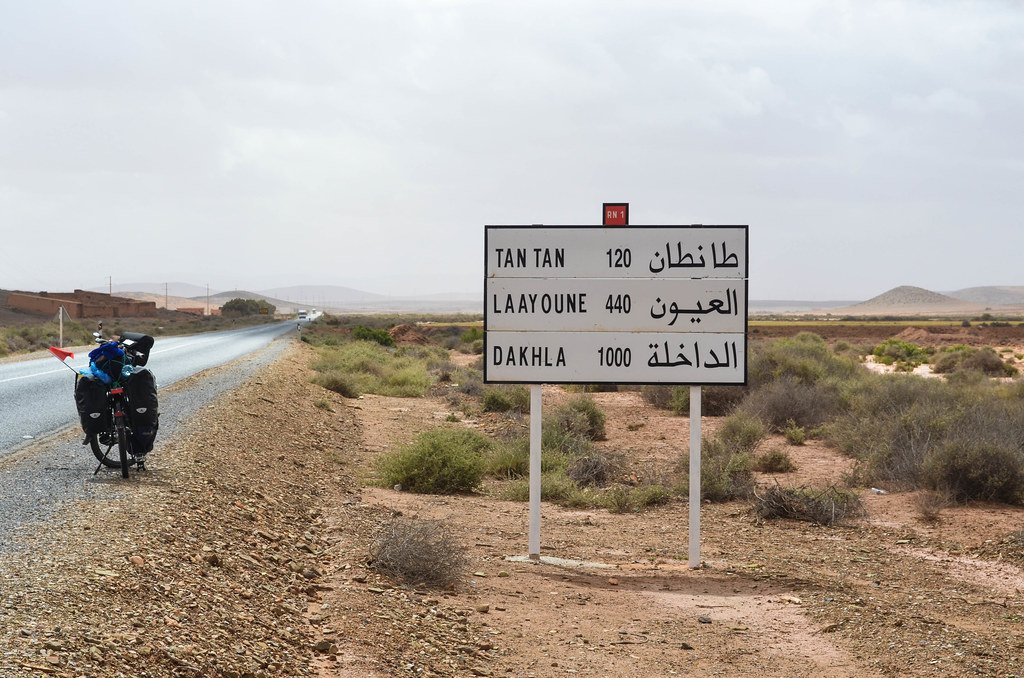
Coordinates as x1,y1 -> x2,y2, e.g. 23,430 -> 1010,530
369,517 -> 468,588
753,484 -> 864,526
695,438 -> 755,502
913,490 -> 952,523
552,396 -> 607,441
738,378 -> 845,431
754,447 -> 797,473
566,451 -> 620,487
921,440 -> 1024,503
718,412 -> 766,454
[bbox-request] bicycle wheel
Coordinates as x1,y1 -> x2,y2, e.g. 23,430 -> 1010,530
116,421 -> 130,478
88,432 -> 121,468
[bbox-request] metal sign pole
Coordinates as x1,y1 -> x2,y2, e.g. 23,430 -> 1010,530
689,385 -> 702,568
58,306 -> 64,349
528,384 -> 543,560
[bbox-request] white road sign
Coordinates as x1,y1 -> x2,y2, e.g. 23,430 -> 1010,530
486,226 -> 747,279
486,331 -> 745,384
484,224 -> 748,385
487,278 -> 746,333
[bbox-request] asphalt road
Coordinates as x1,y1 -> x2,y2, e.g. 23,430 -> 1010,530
0,321 -> 297,551
0,321 -> 296,456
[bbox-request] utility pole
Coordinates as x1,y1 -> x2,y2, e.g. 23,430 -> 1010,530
108,276 -> 112,296
165,282 -> 169,310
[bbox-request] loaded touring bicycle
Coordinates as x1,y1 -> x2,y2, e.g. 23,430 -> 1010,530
73,325 -> 159,478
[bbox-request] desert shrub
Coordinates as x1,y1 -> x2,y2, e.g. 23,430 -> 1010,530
566,451 -> 620,487
461,327 -> 484,344
913,490 -> 951,523
500,472 -> 582,504
921,441 -> 1024,503
485,439 -> 530,479
933,346 -> 1017,377
455,369 -> 484,397
482,385 -> 531,413
962,347 -> 1018,376
661,385 -> 746,417
753,484 -> 864,526
827,377 -> 960,486
553,396 -> 606,440
640,385 -> 673,410
749,333 -> 860,387
631,484 -> 673,509
352,325 -> 395,347
604,486 -> 635,514
829,375 -> 1024,503
601,485 -> 672,513
930,346 -> 972,374
717,412 -> 766,454
754,448 -> 797,473
695,437 -> 754,502
312,371 -> 360,398
314,397 -> 334,411
377,428 -> 491,494
737,378 -> 845,430
783,420 -> 806,445
872,339 -> 929,370
369,517 -> 467,588
485,436 -> 576,479
312,341 -> 433,397
541,416 -> 592,459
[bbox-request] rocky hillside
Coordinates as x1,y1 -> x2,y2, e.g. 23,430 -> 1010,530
837,285 -> 981,315
947,285 -> 1024,306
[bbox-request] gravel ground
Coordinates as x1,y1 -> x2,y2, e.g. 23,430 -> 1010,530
0,342 -> 484,678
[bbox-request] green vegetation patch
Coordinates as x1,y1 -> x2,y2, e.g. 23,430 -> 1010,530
312,340 -> 435,397
377,428 -> 492,494
871,338 -> 931,371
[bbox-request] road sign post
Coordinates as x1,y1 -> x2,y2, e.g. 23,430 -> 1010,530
484,223 -> 748,563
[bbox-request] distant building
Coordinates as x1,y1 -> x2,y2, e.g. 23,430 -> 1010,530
8,290 -> 157,318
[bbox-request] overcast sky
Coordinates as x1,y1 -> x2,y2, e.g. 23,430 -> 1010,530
1,1 -> 1021,299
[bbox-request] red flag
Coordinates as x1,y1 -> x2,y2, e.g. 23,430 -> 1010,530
48,346 -> 74,362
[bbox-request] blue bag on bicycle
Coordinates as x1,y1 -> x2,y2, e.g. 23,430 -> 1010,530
87,341 -> 126,384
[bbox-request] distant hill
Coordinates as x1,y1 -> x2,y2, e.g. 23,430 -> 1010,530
836,286 -> 981,315
256,285 -> 387,306
946,286 -> 1024,307
91,282 -> 218,298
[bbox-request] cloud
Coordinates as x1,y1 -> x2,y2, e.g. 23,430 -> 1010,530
893,88 -> 983,118
1,1 -> 1023,297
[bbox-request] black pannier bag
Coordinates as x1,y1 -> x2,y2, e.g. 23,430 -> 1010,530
125,367 -> 159,454
74,376 -> 110,435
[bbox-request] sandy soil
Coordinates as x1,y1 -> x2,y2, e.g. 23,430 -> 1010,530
329,375 -> 1024,677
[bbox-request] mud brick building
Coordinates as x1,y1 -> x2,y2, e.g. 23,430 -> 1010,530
7,290 -> 157,318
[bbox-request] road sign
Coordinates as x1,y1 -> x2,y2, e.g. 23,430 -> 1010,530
484,225 -> 748,385
486,226 -> 747,279
603,203 -> 629,226
486,278 -> 746,333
